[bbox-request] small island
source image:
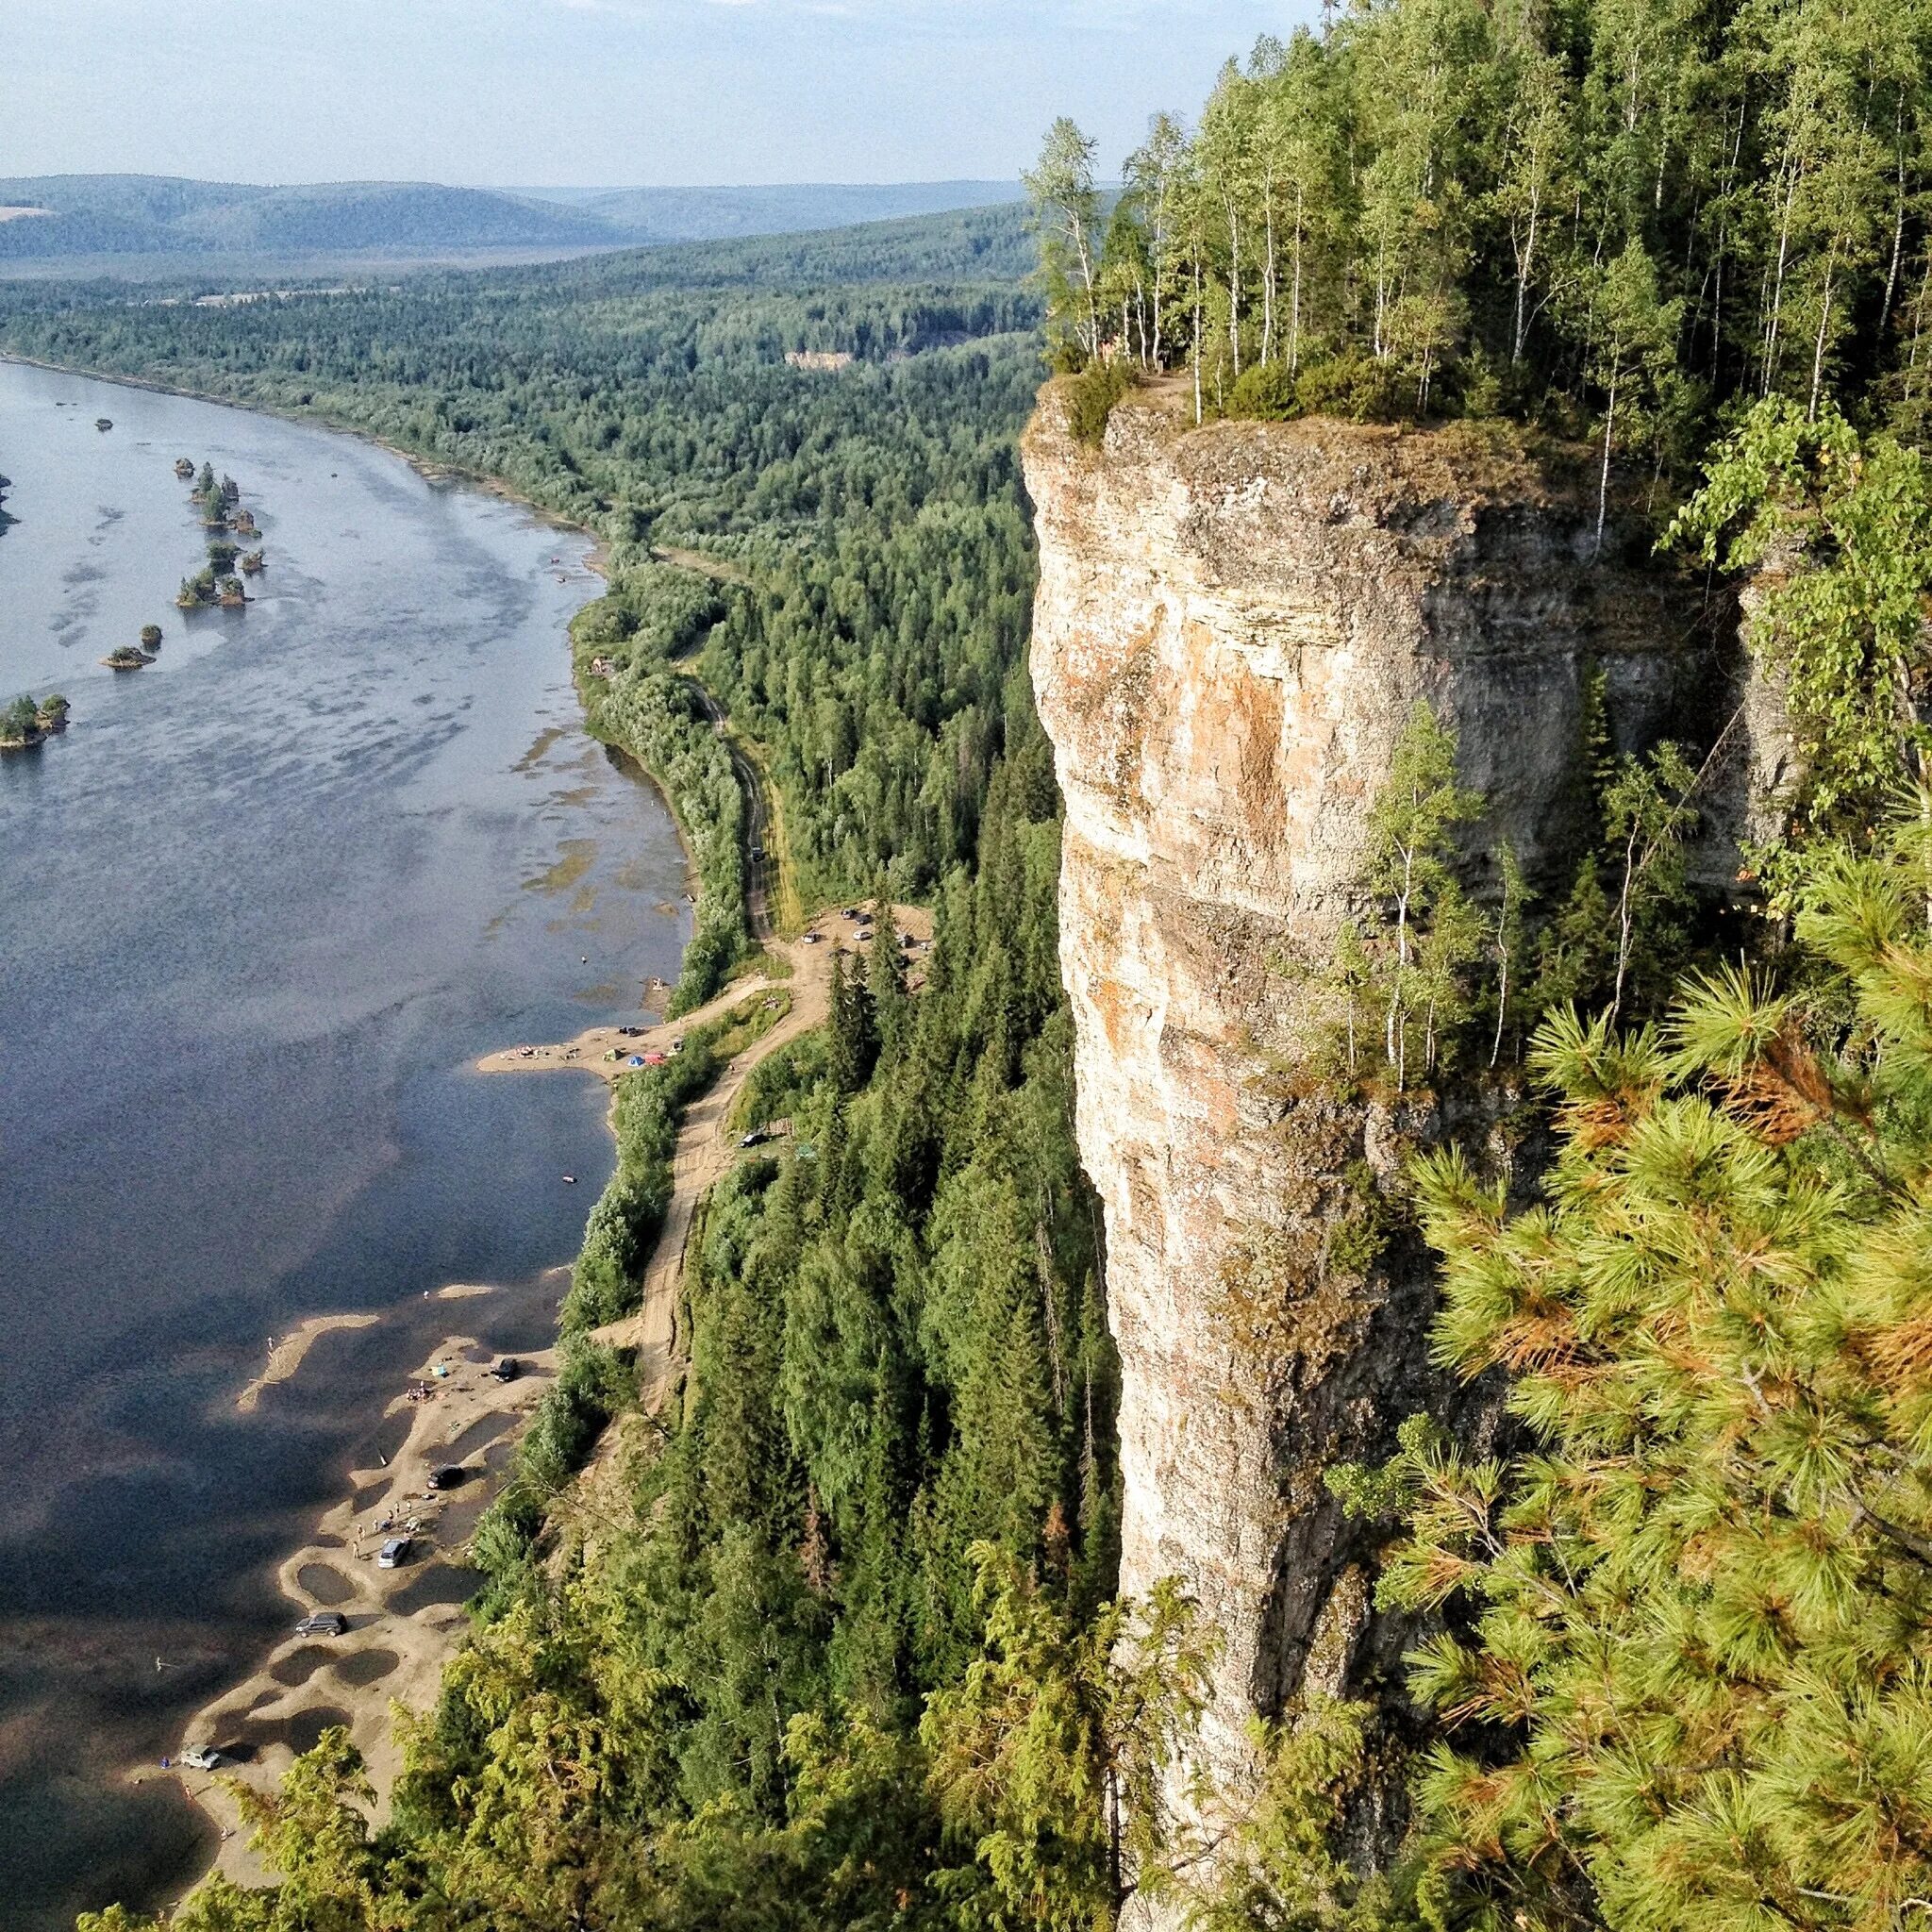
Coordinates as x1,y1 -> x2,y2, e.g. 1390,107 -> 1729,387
102,646 -> 149,672
191,462 -> 228,529
140,624 -> 163,653
1,691 -> 68,749
94,417 -> 112,432
177,462 -> 264,608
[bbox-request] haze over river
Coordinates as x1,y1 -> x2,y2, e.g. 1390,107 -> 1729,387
0,359 -> 691,1928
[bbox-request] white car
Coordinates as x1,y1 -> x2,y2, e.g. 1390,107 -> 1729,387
179,1744 -> 222,1772
378,1536 -> 411,1569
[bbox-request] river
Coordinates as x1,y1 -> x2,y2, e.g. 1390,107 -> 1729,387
0,359 -> 691,1928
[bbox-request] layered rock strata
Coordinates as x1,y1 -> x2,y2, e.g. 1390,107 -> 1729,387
1022,385 -> 1724,1874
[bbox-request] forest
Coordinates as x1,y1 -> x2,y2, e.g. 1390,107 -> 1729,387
1035,0 -> 1932,540
1019,0 -> 1932,1927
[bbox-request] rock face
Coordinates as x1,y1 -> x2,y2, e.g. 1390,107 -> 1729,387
1022,385 -> 1719,1881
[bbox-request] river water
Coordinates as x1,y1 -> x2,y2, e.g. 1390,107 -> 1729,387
0,359 -> 691,1927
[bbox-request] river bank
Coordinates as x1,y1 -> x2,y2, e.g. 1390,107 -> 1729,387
0,358 -> 692,1932
161,1283 -> 560,1895
0,350 -> 787,1924
163,902 -> 933,1900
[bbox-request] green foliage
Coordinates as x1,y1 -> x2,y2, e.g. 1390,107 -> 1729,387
1314,703 -> 1484,1089
1,692 -> 40,743
1350,798 -> 1932,1929
1672,398 -> 1932,861
1179,1702 -> 1408,1932
1025,119 -> 1104,367
1063,359 -> 1137,448
1060,0 -> 1931,462
923,1545 -> 1215,1928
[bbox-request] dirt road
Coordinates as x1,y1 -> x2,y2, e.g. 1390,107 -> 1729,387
486,903 -> 932,1390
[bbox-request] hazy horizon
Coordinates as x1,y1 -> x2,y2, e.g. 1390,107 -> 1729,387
5,1 -> 1312,187
0,171 -> 1024,194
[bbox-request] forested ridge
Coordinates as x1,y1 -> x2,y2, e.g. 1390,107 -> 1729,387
0,176 -> 1028,265
1036,0 -> 1932,533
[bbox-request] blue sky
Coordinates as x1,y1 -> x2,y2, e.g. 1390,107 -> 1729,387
4,0 -> 1313,188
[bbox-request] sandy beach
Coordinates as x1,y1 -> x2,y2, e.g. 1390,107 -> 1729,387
156,901 -> 932,1896
155,1291 -> 558,1890
235,1312 -> 380,1415
477,902 -> 932,1087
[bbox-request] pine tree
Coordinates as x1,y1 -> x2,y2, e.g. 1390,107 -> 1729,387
827,951 -> 877,1095
1335,797 -> 1932,1929
865,892 -> 909,1061
922,1547 -> 1215,1930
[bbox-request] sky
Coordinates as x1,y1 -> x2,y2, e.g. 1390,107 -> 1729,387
3,0 -> 1316,189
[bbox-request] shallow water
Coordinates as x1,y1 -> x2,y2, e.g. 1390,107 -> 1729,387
0,359 -> 691,1927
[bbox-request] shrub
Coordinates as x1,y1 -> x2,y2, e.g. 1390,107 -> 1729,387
1226,360 -> 1301,421
1064,359 -> 1136,448
1291,351 -> 1407,424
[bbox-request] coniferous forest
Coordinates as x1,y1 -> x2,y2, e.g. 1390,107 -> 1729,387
25,0 -> 1932,1924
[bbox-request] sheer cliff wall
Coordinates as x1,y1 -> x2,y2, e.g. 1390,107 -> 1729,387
1022,385 -> 1724,1843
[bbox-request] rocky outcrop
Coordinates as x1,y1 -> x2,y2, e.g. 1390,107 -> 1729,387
1022,384 -> 1721,1876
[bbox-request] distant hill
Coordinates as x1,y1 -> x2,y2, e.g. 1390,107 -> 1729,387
0,175 -> 620,259
0,175 -> 1026,268
548,201 -> 1037,293
513,180 -> 1024,242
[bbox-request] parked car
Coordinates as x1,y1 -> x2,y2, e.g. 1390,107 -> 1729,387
428,1465 -> 465,1491
490,1357 -> 521,1383
295,1611 -> 348,1638
378,1536 -> 411,1569
179,1744 -> 222,1772
740,1128 -> 767,1149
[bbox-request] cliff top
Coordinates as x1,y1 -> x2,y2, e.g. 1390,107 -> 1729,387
1026,375 -> 1605,519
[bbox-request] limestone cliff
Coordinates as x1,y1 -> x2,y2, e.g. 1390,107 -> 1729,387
1022,384 -> 1733,1859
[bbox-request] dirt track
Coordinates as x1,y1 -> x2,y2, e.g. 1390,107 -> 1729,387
487,903 -> 933,1402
